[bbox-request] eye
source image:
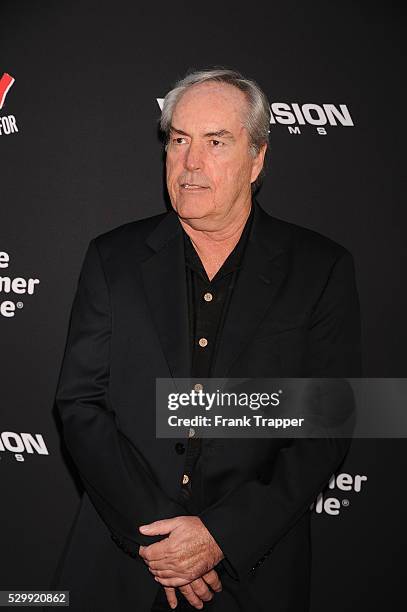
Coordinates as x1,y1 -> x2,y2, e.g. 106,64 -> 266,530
172,137 -> 187,145
210,139 -> 224,147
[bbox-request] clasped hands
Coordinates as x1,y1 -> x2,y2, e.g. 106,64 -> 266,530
138,516 -> 224,610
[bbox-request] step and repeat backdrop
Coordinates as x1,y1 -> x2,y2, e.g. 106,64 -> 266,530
0,1 -> 405,609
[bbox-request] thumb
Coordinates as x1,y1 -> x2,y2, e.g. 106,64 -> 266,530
139,517 -> 178,535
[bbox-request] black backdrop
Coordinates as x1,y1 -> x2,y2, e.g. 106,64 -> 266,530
0,1 -> 405,608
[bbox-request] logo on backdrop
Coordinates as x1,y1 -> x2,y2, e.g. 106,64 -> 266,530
311,472 -> 367,516
0,251 -> 40,318
0,430 -> 49,462
156,98 -> 354,136
0,72 -> 19,136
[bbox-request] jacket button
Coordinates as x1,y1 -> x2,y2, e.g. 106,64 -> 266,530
175,442 -> 185,454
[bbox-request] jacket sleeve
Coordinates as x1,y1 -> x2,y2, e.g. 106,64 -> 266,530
199,249 -> 362,580
55,239 -> 187,559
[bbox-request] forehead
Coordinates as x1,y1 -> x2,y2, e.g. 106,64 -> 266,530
171,81 -> 248,133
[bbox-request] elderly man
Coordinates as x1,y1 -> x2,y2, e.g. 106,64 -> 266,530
50,68 -> 361,612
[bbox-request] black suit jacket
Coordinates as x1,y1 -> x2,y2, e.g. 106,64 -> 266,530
50,199 -> 362,611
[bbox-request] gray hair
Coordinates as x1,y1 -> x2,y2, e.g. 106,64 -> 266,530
159,67 -> 270,192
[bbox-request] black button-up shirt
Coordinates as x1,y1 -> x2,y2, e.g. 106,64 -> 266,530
177,204 -> 254,513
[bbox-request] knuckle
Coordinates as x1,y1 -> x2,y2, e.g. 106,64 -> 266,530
193,587 -> 205,597
204,571 -> 216,585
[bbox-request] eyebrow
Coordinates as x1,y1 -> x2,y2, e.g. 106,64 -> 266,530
169,125 -> 235,140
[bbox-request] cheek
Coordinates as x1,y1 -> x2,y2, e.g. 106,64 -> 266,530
209,158 -> 233,184
166,158 -> 180,189
213,161 -> 248,192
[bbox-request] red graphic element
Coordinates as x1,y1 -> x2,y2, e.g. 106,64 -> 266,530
0,73 -> 15,110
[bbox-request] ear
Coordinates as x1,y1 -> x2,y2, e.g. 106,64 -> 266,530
250,143 -> 268,184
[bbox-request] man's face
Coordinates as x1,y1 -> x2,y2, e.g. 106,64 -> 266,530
165,81 -> 266,225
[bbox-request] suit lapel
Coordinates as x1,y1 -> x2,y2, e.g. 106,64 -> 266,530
211,200 -> 290,378
140,210 -> 191,381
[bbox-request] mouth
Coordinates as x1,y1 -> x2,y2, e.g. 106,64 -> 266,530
180,183 -> 209,191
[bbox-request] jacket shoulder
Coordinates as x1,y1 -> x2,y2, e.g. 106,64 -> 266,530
265,212 -> 352,264
91,210 -> 169,258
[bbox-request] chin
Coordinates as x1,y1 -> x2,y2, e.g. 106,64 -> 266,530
174,197 -> 212,219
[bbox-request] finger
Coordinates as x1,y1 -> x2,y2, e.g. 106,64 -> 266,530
139,517 -> 180,536
190,578 -> 214,602
154,576 -> 191,587
139,540 -> 170,563
202,569 -> 222,592
179,584 -> 204,610
164,587 -> 178,610
149,567 -> 178,579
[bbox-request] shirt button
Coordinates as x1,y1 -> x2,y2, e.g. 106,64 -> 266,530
175,442 -> 185,454
198,337 -> 208,347
194,383 -> 203,391
182,474 -> 190,485
188,427 -> 196,438
203,292 -> 213,302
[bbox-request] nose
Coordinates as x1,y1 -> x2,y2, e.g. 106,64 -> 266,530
184,140 -> 203,172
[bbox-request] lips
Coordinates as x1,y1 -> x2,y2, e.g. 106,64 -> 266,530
180,183 -> 209,190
